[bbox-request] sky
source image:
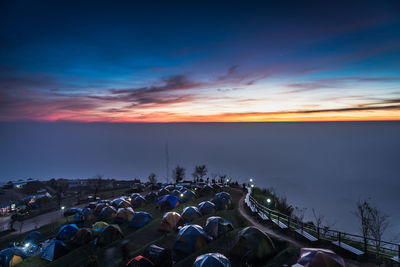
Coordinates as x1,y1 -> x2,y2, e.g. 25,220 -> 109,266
1,0 -> 400,122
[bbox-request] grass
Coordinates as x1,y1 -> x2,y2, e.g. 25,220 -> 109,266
16,188 -> 297,267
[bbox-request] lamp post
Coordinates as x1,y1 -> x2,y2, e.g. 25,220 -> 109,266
267,198 -> 271,209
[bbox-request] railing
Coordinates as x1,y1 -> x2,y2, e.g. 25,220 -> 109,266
244,188 -> 399,263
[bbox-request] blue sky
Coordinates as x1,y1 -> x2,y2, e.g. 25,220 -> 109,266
1,0 -> 400,121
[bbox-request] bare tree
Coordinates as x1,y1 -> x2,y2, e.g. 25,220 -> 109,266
312,208 -> 325,230
172,166 -> 185,184
369,205 -> 390,256
354,199 -> 373,253
192,165 -> 208,182
148,173 -> 157,184
218,174 -> 226,184
294,207 -> 307,225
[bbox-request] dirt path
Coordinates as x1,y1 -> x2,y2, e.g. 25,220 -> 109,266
236,190 -> 377,267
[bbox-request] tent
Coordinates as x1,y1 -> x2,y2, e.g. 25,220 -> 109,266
145,192 -> 157,202
230,227 -> 275,263
212,184 -> 223,192
23,230 -> 43,245
181,206 -> 202,222
155,195 -> 180,211
41,240 -> 70,261
170,189 -> 181,197
204,216 -> 233,239
56,224 -> 79,241
193,253 -> 232,267
99,205 -> 117,220
210,192 -> 232,210
114,207 -> 134,223
71,228 -> 94,247
157,188 -> 170,196
143,245 -> 172,267
164,185 -> 176,191
118,199 -> 132,209
0,247 -> 27,267
180,190 -> 197,203
126,255 -> 155,267
131,195 -> 146,209
198,201 -> 216,215
296,248 -> 346,267
96,224 -> 124,246
88,202 -> 97,209
130,193 -> 142,200
111,198 -> 124,208
130,212 -> 153,228
94,203 -> 106,214
158,212 -> 184,232
74,211 -> 84,224
82,207 -> 95,221
92,221 -> 109,233
173,225 -> 211,255
63,208 -> 82,217
199,184 -> 213,196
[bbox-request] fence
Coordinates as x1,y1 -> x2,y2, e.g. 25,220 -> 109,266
244,188 -> 399,263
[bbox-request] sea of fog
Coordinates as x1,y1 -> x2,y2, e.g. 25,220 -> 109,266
0,122 -> 399,238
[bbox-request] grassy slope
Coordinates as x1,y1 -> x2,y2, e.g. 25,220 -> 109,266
18,188 -> 297,267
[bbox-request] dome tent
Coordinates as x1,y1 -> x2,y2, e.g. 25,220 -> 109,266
96,224 -> 124,246
193,253 -> 232,267
143,245 -> 172,267
296,248 -> 346,267
114,207 -> 134,223
92,221 -> 109,234
131,195 -> 146,208
155,195 -> 180,211
118,199 -> 132,209
204,216 -> 233,240
23,230 -> 43,245
170,189 -> 181,197
56,224 -> 79,241
71,228 -> 94,247
41,240 -> 70,261
158,212 -> 184,232
181,206 -> 202,222
210,192 -> 232,210
130,211 -> 153,228
126,255 -> 155,266
180,190 -> 197,203
0,247 -> 27,266
111,198 -> 124,208
94,203 -> 106,214
198,201 -> 216,215
82,207 -> 95,221
99,205 -> 117,220
173,225 -> 211,255
230,226 -> 275,263
145,192 -> 158,202
158,188 -> 170,196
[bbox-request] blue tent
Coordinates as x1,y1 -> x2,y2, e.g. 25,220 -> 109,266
193,253 -> 232,267
198,201 -> 216,215
210,196 -> 230,210
130,212 -> 153,228
74,212 -> 84,223
23,243 -> 42,257
82,208 -> 95,221
23,231 -> 43,245
0,247 -> 27,267
181,206 -> 202,222
180,190 -> 197,203
56,224 -> 79,241
173,225 -> 211,255
41,240 -> 70,261
63,208 -> 82,217
155,195 -> 179,210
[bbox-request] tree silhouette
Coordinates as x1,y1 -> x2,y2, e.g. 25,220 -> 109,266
172,165 -> 185,184
192,165 -> 207,182
148,173 -> 157,184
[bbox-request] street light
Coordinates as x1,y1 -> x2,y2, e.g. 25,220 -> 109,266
267,198 -> 271,209
250,184 -> 254,188
249,178 -> 253,183
61,206 -> 65,211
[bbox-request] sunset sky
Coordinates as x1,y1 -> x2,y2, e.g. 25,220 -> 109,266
1,0 -> 400,122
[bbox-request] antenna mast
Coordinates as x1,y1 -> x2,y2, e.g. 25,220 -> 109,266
165,141 -> 170,184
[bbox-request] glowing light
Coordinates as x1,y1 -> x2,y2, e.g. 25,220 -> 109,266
61,206 -> 65,210
24,243 -> 30,247
267,198 -> 271,203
